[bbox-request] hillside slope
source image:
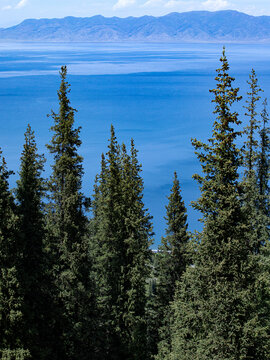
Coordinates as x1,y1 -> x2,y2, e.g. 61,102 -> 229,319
1,10 -> 270,42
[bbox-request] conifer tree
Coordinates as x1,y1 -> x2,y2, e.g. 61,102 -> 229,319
93,127 -> 132,360
14,125 -> 51,359
166,48 -> 270,360
258,98 -> 270,220
241,69 -> 265,252
92,126 -> 124,360
243,69 -> 262,173
92,127 -> 152,360
145,253 -> 159,360
155,172 -> 189,359
257,99 -> 270,301
158,172 -> 189,306
121,139 -> 153,360
46,66 -> 95,360
0,151 -> 29,358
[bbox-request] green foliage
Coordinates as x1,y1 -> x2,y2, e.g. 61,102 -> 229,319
154,172 -> 189,359
46,66 -> 96,360
0,152 -> 16,267
158,172 -> 189,303
243,68 -> 262,173
122,139 -> 153,359
241,71 -> 268,253
167,48 -> 270,360
0,349 -> 31,360
92,126 -> 153,360
14,125 -> 50,359
145,255 -> 159,359
92,126 -> 124,359
1,56 -> 270,360
258,98 -> 270,219
0,151 -> 23,352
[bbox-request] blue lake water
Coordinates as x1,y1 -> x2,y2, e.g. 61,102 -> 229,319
1,42 -> 270,246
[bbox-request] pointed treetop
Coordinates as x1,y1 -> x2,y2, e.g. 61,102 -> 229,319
192,48 -> 242,220
165,171 -> 188,237
243,68 -> 263,173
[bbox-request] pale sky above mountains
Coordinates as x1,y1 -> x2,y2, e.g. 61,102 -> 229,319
0,0 -> 269,27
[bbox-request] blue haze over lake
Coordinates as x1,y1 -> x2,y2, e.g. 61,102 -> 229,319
1,42 -> 270,245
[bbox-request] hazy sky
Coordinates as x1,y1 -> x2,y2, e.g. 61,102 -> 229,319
1,0 -> 269,27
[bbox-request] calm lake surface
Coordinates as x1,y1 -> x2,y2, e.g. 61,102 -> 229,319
1,42 -> 270,245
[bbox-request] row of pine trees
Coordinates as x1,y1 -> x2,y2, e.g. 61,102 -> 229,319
0,48 -> 270,360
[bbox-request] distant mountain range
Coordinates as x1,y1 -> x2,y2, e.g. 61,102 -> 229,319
1,10 -> 270,42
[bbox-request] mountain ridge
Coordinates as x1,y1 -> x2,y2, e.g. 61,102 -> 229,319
1,10 -> 270,42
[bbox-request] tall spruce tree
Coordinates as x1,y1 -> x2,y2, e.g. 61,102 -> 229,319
258,98 -> 270,220
157,172 -> 189,306
257,99 -> 270,309
0,151 -> 30,358
165,48 -> 270,360
14,125 -> 50,359
121,139 -> 153,360
243,69 -> 262,173
92,125 -> 124,360
154,172 -> 189,360
145,252 -> 159,360
241,70 -> 270,255
92,126 -> 152,360
241,69 -> 265,252
46,66 -> 95,360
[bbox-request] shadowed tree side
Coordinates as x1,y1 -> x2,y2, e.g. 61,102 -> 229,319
92,126 -> 124,360
92,127 -> 153,360
121,139 -> 153,360
243,69 -> 262,173
46,66 -> 96,360
0,151 -> 30,359
241,69 -> 266,253
15,125 -> 52,359
154,172 -> 189,360
165,48 -> 270,360
258,98 -> 270,227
